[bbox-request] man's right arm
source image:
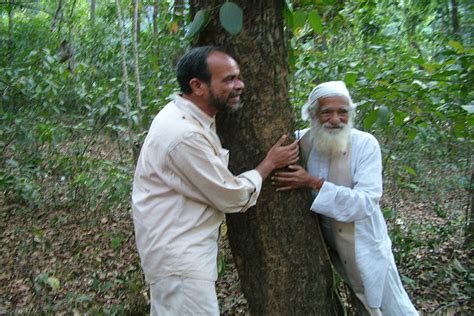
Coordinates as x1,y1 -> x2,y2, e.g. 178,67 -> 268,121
255,134 -> 299,180
165,133 -> 298,214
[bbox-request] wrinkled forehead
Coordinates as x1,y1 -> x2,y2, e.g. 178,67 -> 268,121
316,95 -> 350,111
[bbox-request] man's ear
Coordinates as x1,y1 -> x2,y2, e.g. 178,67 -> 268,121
189,78 -> 207,97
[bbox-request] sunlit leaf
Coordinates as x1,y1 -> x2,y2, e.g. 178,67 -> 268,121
219,2 -> 243,36
220,223 -> 228,237
293,11 -> 306,31
47,276 -> 60,291
403,165 -> 417,176
344,72 -> 358,86
448,40 -> 464,54
170,22 -> 179,34
461,105 -> 474,113
308,11 -> 323,35
283,1 -> 293,30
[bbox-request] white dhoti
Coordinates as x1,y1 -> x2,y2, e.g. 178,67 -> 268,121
320,143 -> 417,315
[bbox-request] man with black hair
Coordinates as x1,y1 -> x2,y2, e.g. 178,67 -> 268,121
132,46 -> 299,315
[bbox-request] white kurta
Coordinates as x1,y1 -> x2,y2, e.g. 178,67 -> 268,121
132,95 -> 262,285
298,128 -> 418,314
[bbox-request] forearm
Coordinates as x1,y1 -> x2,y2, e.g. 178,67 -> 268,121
308,176 -> 325,191
255,158 -> 275,181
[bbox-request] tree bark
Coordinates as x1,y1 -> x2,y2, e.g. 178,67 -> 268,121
153,0 -> 159,34
51,0 -> 63,32
115,0 -> 136,160
449,0 -> 460,39
90,0 -> 96,23
465,164 -> 474,248
8,0 -> 14,62
190,1 -> 340,314
132,0 -> 143,127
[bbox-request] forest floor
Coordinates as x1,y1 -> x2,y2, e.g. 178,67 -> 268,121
0,158 -> 472,315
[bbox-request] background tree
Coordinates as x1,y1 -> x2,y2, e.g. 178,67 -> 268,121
0,0 -> 471,314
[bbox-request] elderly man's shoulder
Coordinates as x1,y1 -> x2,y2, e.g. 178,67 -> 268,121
351,128 -> 380,147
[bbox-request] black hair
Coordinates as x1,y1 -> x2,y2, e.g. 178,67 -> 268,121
176,46 -> 227,94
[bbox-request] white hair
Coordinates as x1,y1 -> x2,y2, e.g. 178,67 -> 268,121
301,81 -> 356,121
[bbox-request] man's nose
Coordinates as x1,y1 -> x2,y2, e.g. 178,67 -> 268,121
328,113 -> 341,124
235,78 -> 245,90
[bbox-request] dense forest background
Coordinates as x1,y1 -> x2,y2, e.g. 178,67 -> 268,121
1,0 -> 472,314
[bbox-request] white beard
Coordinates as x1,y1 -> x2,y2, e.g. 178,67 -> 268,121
311,120 -> 352,157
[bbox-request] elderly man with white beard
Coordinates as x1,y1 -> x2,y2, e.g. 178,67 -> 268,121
272,81 -> 418,315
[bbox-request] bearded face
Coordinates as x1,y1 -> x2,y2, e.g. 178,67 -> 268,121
310,95 -> 352,157
311,119 -> 352,157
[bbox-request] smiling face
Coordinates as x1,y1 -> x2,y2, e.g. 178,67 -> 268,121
314,95 -> 350,133
205,51 -> 245,114
310,95 -> 352,156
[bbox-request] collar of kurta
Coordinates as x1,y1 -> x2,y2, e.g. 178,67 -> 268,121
174,94 -> 216,132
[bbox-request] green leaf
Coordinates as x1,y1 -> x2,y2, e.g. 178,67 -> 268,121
448,40 -> 465,54
363,109 -> 378,130
219,2 -> 243,36
377,105 -> 390,125
461,104 -> 474,113
452,258 -> 467,274
283,2 -> 293,30
293,11 -> 307,31
402,165 -> 417,176
187,10 -> 210,39
344,72 -> 358,87
47,276 -> 60,291
308,11 -> 323,35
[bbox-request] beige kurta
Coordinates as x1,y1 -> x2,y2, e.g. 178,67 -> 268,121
324,142 -> 380,315
298,127 -> 418,315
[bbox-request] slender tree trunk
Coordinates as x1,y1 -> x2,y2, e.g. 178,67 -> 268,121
190,0 -> 340,314
51,0 -> 63,32
115,0 -> 136,159
450,0 -> 460,39
466,164 -> 474,248
8,0 -> 14,62
132,0 -> 143,127
153,0 -> 159,34
90,0 -> 96,23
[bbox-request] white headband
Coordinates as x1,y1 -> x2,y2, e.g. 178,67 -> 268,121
301,81 -> 355,121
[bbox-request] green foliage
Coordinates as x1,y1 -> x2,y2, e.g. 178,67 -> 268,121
187,1 -> 243,38
219,2 -> 243,36
1,0 -> 472,314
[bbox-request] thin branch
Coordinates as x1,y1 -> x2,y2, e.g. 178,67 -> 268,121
132,0 -> 143,126
115,0 -> 135,158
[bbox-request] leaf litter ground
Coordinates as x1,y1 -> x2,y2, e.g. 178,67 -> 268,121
0,164 -> 471,315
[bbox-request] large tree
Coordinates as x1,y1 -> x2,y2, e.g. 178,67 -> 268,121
189,1 -> 340,314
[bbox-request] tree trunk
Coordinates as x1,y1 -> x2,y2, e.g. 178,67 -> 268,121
449,0 -> 460,39
8,0 -> 14,62
90,0 -> 96,23
51,0 -> 63,32
465,164 -> 474,248
153,0 -> 159,34
190,1 -> 340,314
132,0 -> 143,126
115,0 -> 136,160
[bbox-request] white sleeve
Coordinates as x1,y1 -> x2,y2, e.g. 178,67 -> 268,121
166,133 -> 262,213
310,136 -> 383,222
